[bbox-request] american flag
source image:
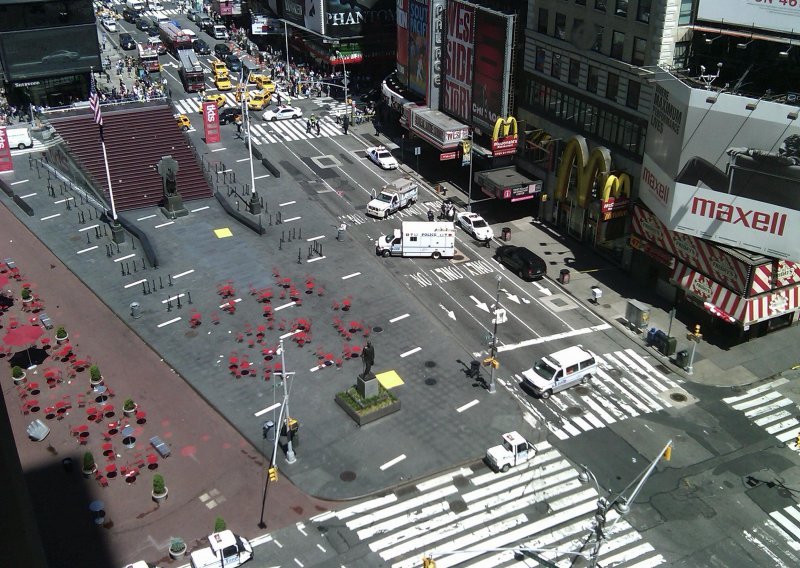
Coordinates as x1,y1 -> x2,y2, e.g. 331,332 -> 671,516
89,72 -> 103,128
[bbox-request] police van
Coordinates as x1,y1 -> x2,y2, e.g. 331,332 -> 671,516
521,345 -> 598,399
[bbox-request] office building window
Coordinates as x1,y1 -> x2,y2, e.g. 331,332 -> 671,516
568,59 -> 581,85
551,54 -> 563,79
632,37 -> 647,66
611,31 -> 625,59
626,80 -> 641,109
535,47 -> 546,72
555,13 -> 567,40
678,0 -> 691,25
606,72 -> 620,101
593,25 -> 604,52
638,0 -> 652,23
538,8 -> 549,34
587,66 -> 599,93
615,0 -> 628,17
595,0 -> 607,11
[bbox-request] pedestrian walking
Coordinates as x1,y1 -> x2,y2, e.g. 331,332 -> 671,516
315,120 -> 321,136
306,119 -> 311,134
342,114 -> 349,135
374,118 -> 380,137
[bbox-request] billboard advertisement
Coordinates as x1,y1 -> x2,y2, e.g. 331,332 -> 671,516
325,0 -> 396,39
697,0 -> 800,36
408,0 -> 429,96
0,128 -> 12,173
203,102 -> 221,144
471,10 -> 513,131
443,0 -> 474,123
282,0 -> 325,34
397,0 -> 409,84
640,69 -> 800,260
0,24 -> 100,81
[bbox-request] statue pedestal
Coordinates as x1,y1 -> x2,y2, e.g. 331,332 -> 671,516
356,373 -> 379,399
110,221 -> 126,244
160,194 -> 189,219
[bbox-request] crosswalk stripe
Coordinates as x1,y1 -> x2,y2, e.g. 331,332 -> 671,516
770,510 -> 800,540
723,379 -> 787,403
743,397 -> 793,418
754,409 -> 792,426
346,485 -> 458,531
732,390 -> 782,411
766,418 -> 800,435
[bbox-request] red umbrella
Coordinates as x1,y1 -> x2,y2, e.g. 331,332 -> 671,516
3,325 -> 44,368
0,274 -> 8,288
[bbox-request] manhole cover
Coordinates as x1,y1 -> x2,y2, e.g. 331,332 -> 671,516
670,392 -> 688,402
339,471 -> 357,482
453,254 -> 465,261
449,499 -> 467,513
566,406 -> 584,416
424,361 -> 436,368
185,330 -> 198,338
574,385 -> 590,395
425,377 -> 437,386
373,326 -> 383,333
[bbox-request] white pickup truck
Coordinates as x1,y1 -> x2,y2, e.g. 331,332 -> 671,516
366,177 -> 418,218
190,531 -> 253,568
485,431 -> 536,472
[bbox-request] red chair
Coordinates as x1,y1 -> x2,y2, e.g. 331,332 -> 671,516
102,404 -> 115,418
26,382 -> 40,395
71,424 -> 88,437
146,453 -> 159,470
106,421 -> 120,436
87,406 -> 99,422
76,393 -> 86,408
102,443 -> 114,457
104,463 -> 117,479
16,385 -> 29,399
96,474 -> 109,488
55,401 -> 68,420
135,409 -> 147,424
44,406 -> 57,420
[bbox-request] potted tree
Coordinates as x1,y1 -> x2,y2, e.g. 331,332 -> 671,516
89,365 -> 103,387
123,398 -> 137,417
82,451 -> 97,478
152,474 -> 168,503
12,366 -> 26,385
21,287 -> 32,305
55,326 -> 69,344
168,537 -> 186,559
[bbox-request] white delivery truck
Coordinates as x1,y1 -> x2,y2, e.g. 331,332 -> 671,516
485,431 -> 536,472
6,127 -> 34,150
190,531 -> 253,568
126,0 -> 145,12
366,177 -> 418,218
376,221 -> 455,259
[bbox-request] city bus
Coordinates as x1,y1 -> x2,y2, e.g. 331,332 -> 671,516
178,49 -> 205,93
137,43 -> 160,73
158,22 -> 192,55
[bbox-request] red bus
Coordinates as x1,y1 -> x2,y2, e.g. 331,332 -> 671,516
158,22 -> 192,55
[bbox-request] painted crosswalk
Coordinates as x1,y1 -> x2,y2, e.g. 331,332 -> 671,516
311,96 -> 351,116
311,442 -> 664,567
722,378 -> 800,450
740,505 -> 800,566
503,349 -> 684,441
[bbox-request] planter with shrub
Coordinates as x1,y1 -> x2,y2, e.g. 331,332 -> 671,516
12,366 -> 26,385
55,326 -> 68,343
89,365 -> 103,386
152,474 -> 168,502
169,538 -> 186,559
335,385 -> 400,426
82,452 -> 97,477
123,398 -> 137,417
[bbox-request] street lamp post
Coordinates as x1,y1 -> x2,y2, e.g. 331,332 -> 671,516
278,339 -> 297,464
336,50 -> 351,122
466,131 -> 474,212
488,274 -> 502,394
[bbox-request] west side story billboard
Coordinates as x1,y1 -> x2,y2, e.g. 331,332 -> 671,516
442,0 -> 474,123
640,69 -> 800,260
697,0 -> 800,36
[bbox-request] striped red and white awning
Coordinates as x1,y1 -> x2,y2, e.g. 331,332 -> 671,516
703,302 -> 737,324
671,262 -> 747,323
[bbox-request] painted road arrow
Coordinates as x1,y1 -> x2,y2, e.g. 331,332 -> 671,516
439,303 -> 456,320
470,295 -> 489,312
533,281 -> 552,296
501,289 -> 521,304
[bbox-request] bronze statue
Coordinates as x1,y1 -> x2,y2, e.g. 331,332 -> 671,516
361,341 -> 375,378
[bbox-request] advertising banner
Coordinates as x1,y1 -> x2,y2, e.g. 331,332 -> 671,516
252,16 -> 284,35
203,102 -> 221,144
471,10 -> 513,131
408,0 -> 429,96
697,0 -> 800,36
282,0 -> 324,34
325,0 -> 395,39
0,25 -> 101,81
443,0 -> 474,123
640,69 -> 800,260
0,128 -> 13,173
396,0 -> 409,84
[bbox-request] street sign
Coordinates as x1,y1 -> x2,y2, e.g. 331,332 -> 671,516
414,147 -> 421,156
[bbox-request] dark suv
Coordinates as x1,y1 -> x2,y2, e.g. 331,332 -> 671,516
494,246 -> 547,281
213,43 -> 231,59
122,8 -> 138,23
219,108 -> 242,125
224,54 -> 242,73
119,33 -> 136,50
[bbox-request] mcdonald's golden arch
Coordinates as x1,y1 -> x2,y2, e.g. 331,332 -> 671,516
555,136 -> 631,210
491,116 -> 519,157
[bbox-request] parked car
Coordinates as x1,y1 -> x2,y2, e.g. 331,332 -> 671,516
213,43 -> 231,59
119,33 -> 136,50
263,105 -> 302,121
224,54 -> 242,73
187,8 -> 200,22
135,17 -> 151,31
366,146 -> 398,170
456,212 -> 494,242
192,38 -> 211,55
494,245 -> 547,281
219,107 -> 242,125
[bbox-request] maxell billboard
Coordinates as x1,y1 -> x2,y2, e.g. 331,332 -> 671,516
471,10 -> 514,132
396,0 -> 409,84
443,0 -> 474,123
698,0 -> 800,36
641,69 -> 800,260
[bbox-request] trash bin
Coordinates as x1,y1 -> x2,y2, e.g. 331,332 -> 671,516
262,420 -> 275,441
675,349 -> 689,368
130,302 -> 141,319
470,360 -> 481,379
559,269 -> 570,284
501,227 -> 511,241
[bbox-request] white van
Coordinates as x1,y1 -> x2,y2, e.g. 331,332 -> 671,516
521,345 -> 598,399
6,127 -> 34,150
213,25 -> 228,40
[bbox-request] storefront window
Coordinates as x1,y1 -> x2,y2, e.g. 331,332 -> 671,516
568,58 -> 581,85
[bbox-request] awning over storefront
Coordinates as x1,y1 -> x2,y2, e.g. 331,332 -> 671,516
402,105 -> 470,151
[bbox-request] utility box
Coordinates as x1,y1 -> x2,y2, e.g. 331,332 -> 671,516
625,300 -> 651,332
676,349 -> 689,368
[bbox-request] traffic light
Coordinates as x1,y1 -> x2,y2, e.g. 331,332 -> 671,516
422,557 -> 436,568
483,356 -> 499,369
694,324 -> 701,336
268,466 -> 278,481
663,444 -> 672,461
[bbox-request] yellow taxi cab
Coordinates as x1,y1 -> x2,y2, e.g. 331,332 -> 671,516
176,114 -> 192,131
249,73 -> 267,85
246,91 -> 271,111
255,75 -> 277,93
211,60 -> 228,78
197,94 -> 226,112
215,75 -> 232,91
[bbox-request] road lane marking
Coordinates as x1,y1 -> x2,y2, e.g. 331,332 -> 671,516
307,256 -> 326,263
283,216 -> 301,222
342,272 -> 361,280
173,269 -> 195,279
254,402 -> 281,417
113,253 -> 135,263
78,224 -> 99,232
210,147 -> 227,152
54,198 -> 74,204
400,347 -> 421,358
307,235 -> 325,241
124,278 -> 147,289
161,294 -> 185,304
236,157 -> 250,162
77,245 -> 98,254
157,317 -> 181,328
40,213 -> 61,221
254,174 -> 270,179
497,324 -> 611,353
154,221 -> 174,228
456,399 -> 480,413
274,301 -> 296,311
380,454 -> 406,471
190,205 -> 210,212
137,214 -> 157,221
10,179 -> 29,185
218,298 -> 243,309
280,200 -> 296,206
19,192 -> 36,198
389,313 -> 409,323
